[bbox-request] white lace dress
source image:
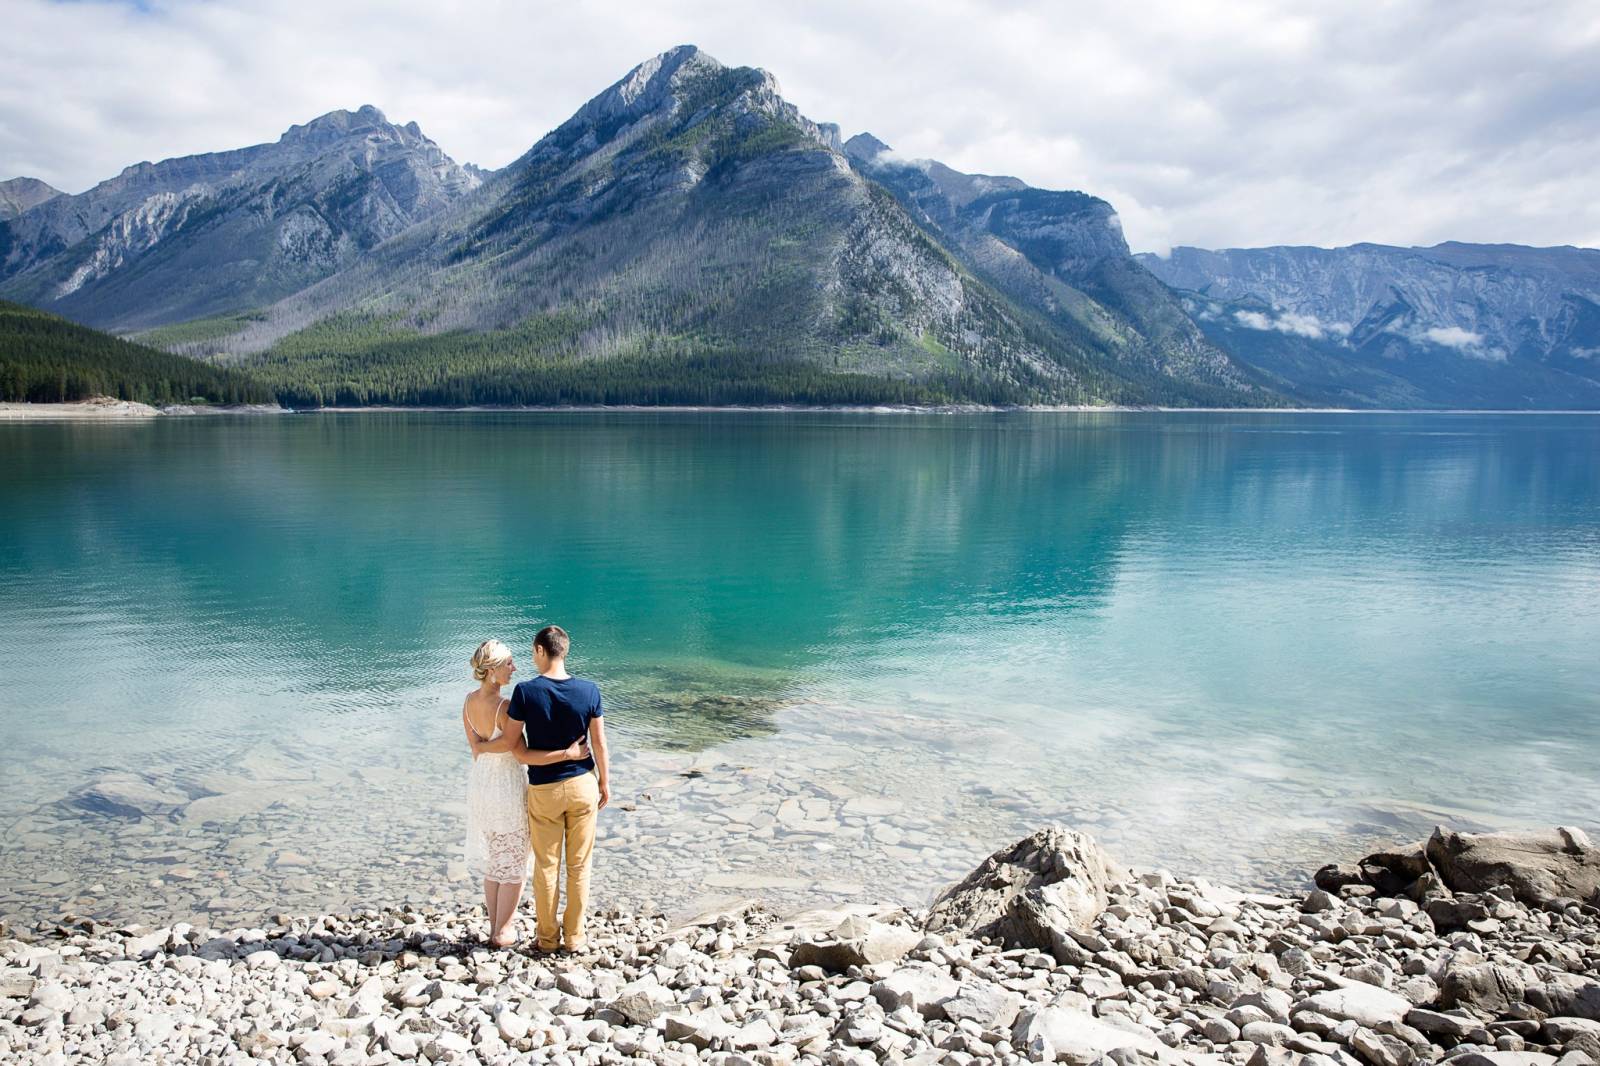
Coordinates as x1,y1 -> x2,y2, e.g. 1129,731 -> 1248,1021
464,711 -> 533,884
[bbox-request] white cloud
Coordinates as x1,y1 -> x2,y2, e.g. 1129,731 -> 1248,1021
1424,325 -> 1486,349
2,0 -> 1598,255
1377,318 -> 1506,359
1232,308 -> 1351,340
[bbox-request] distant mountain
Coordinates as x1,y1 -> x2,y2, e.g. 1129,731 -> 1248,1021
0,106 -> 480,332
842,135 -> 1259,403
0,177 -> 63,221
1138,243 -> 1600,408
207,46 -> 1258,407
0,300 -> 270,405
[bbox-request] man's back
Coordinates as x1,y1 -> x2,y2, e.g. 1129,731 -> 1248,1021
509,674 -> 602,785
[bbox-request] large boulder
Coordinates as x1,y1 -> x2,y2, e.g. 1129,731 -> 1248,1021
1441,962 -> 1533,1019
1526,974 -> 1600,1023
925,827 -> 1126,962
788,915 -> 920,973
1012,1005 -> 1167,1065
1295,985 -> 1414,1029
942,982 -> 1025,1029
870,965 -> 960,1019
1425,827 -> 1600,907
1329,825 -> 1600,907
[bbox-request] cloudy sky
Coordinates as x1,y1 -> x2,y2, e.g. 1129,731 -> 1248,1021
4,0 -> 1597,254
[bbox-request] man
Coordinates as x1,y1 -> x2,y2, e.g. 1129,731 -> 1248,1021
508,625 -> 610,953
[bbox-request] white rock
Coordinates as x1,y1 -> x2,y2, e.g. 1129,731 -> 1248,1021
943,982 -> 1025,1029
666,1013 -> 735,1049
385,1031 -> 419,1056
497,1008 -> 530,1041
1297,985 -> 1413,1029
871,965 -> 961,1019
296,1031 -> 339,1057
28,981 -> 73,1013
1012,1006 -> 1169,1066
320,1015 -> 374,1039
351,975 -> 384,1015
733,1018 -> 779,1049
1449,1056 -> 1557,1066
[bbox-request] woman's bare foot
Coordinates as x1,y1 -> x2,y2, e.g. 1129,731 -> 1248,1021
489,927 -> 520,948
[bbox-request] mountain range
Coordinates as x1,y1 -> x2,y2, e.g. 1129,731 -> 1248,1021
3,45 -> 1597,409
1138,243 -> 1600,408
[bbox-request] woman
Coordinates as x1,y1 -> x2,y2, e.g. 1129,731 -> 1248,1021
462,639 -> 586,947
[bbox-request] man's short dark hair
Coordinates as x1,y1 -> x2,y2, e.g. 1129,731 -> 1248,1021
534,625 -> 570,660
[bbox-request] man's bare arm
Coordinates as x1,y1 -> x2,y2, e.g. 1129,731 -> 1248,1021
590,716 -> 610,809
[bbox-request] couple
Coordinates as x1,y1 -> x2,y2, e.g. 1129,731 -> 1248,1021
461,625 -> 610,950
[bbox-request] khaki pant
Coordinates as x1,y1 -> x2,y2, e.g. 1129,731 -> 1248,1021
524,772 -> 599,950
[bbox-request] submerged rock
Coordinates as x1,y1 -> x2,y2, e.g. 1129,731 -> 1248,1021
72,776 -> 188,819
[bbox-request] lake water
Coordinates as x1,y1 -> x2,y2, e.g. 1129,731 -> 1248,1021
2,411 -> 1597,929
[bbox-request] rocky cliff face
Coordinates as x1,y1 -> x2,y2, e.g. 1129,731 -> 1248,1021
0,177 -> 63,221
1138,243 -> 1600,407
0,106 -> 480,330
844,135 -> 1260,401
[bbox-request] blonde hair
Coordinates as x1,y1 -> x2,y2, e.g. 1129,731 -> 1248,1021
470,639 -> 513,681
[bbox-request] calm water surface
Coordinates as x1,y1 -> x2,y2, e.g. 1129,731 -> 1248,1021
1,412 -> 1597,927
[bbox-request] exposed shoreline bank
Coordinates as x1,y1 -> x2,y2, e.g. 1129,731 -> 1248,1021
5,399 -> 1600,422
3,825 -> 1596,1066
0,399 -> 285,421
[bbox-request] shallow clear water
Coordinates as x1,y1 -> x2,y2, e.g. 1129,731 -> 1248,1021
1,411 -> 1597,927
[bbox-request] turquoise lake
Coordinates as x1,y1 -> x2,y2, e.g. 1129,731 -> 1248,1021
1,411 -> 1598,927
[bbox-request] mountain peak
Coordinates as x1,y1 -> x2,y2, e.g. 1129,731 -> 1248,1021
0,176 -> 64,220
280,105 -> 400,145
844,132 -> 892,162
573,45 -> 727,128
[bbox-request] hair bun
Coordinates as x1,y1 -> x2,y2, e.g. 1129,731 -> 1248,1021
470,639 -> 512,681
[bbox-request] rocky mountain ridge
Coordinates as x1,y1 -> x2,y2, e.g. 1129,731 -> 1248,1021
843,135 -> 1255,401
0,106 -> 481,331
209,45 -> 1244,407
1138,243 -> 1600,408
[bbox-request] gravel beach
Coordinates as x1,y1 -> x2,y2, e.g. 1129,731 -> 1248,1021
4,825 -> 1597,1066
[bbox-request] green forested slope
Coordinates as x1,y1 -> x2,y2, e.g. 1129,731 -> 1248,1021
0,301 -> 272,404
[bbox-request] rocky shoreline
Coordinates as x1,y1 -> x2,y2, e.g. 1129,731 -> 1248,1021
0,398 -> 286,420
4,824 -> 1598,1066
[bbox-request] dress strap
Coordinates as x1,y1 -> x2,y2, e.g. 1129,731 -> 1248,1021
467,696 -> 509,743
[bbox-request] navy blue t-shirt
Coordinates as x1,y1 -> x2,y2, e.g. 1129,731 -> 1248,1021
507,675 -> 602,785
